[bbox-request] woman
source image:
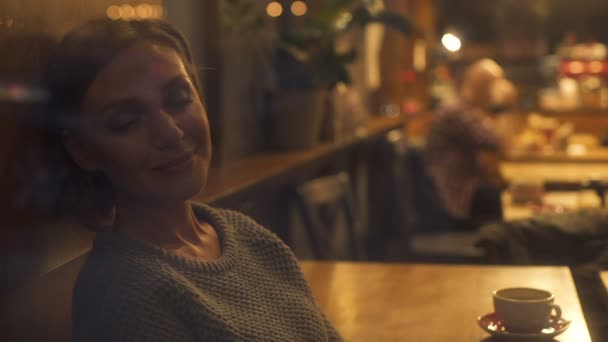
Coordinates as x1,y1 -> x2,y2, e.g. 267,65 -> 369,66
46,18 -> 341,341
425,59 -> 514,230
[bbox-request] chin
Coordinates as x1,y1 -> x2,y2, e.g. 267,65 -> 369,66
145,180 -> 203,205
167,172 -> 206,201
136,158 -> 208,203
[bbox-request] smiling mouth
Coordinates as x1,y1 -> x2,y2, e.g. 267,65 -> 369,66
151,152 -> 194,172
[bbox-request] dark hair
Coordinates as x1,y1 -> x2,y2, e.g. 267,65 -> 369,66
44,18 -> 201,227
47,18 -> 201,124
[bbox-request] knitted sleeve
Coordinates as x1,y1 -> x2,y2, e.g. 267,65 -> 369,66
320,307 -> 343,341
73,296 -> 192,342
72,256 -> 193,342
219,208 -> 344,341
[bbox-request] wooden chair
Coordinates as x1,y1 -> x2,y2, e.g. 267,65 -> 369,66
395,138 -> 485,263
366,129 -> 411,261
294,172 -> 362,260
2,220 -> 93,342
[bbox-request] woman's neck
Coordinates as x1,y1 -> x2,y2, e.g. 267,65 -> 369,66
113,196 -> 200,248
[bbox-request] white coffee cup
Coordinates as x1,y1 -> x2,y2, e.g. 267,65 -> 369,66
493,287 -> 562,333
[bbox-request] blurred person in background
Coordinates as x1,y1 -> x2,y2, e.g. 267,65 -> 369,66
425,59 -> 517,230
556,31 -> 578,59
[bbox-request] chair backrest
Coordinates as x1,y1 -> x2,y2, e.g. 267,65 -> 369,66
371,129 -> 411,247
402,144 -> 453,233
2,252 -> 90,342
2,219 -> 93,342
295,172 -> 361,260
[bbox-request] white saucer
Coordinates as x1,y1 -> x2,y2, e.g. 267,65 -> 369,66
477,312 -> 571,339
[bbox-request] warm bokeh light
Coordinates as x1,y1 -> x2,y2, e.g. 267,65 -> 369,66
136,4 -> 152,19
106,4 -> 165,20
567,144 -> 587,156
266,2 -> 283,17
589,61 -> 603,73
441,33 -> 461,52
151,4 -> 166,19
413,39 -> 427,71
106,5 -> 121,20
582,76 -> 601,89
120,4 -> 135,20
568,61 -> 584,74
291,1 -> 307,16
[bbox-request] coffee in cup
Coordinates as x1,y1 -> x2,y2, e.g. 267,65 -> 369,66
493,287 -> 562,333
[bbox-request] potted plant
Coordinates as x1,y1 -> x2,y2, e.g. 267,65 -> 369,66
271,0 -> 415,149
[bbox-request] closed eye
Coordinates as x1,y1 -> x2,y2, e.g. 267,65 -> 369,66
104,104 -> 145,132
163,79 -> 194,111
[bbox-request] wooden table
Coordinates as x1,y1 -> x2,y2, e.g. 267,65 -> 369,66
501,162 -> 608,183
502,191 -> 602,221
501,161 -> 608,220
300,261 -> 590,341
506,149 -> 608,163
600,271 -> 608,309
601,271 -> 608,293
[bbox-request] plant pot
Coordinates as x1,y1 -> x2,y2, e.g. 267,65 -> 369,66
271,89 -> 328,150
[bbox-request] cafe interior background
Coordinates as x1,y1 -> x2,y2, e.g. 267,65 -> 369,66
3,0 -> 608,340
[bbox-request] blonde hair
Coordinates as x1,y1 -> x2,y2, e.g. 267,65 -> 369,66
460,59 -> 505,110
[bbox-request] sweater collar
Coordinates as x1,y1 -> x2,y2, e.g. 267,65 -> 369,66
94,203 -> 239,273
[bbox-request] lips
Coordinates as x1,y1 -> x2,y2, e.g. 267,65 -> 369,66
151,152 -> 194,172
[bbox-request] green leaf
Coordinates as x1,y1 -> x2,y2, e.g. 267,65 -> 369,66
275,0 -> 417,90
348,6 -> 372,28
279,42 -> 311,63
336,49 -> 357,64
370,11 -> 416,35
312,0 -> 356,29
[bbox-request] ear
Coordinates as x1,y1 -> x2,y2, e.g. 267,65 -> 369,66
61,131 -> 99,172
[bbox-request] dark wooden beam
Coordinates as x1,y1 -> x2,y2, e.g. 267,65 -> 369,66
202,1 -> 223,165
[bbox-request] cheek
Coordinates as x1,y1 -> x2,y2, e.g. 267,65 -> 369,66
93,134 -> 149,175
181,104 -> 211,153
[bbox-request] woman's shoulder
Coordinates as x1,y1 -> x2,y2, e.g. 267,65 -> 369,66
193,203 -> 298,264
193,203 -> 284,243
73,235 -> 166,306
72,238 -> 181,341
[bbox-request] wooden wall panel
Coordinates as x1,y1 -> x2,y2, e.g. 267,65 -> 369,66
374,0 -> 436,112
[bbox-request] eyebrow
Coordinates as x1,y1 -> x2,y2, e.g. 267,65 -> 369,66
99,98 -> 142,118
98,75 -> 191,116
163,75 -> 192,91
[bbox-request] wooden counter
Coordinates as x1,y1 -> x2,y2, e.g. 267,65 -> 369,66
506,149 -> 608,163
501,161 -> 608,183
198,114 -> 406,204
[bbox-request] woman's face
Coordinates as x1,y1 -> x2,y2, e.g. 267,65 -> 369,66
69,43 -> 212,205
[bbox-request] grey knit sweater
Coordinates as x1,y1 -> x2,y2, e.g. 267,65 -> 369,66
73,203 -> 342,341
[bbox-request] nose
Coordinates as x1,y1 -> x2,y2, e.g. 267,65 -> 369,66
149,109 -> 185,150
